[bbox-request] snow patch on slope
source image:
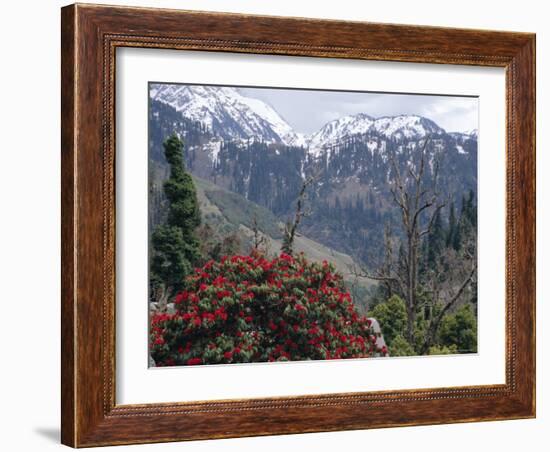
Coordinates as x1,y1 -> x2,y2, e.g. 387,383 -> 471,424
150,84 -> 301,146
307,113 -> 445,158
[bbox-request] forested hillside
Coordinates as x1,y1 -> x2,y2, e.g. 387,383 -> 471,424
148,85 -> 478,358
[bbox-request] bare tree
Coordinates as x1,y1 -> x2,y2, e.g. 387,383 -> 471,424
251,213 -> 269,254
281,172 -> 319,255
359,138 -> 476,352
419,233 -> 477,353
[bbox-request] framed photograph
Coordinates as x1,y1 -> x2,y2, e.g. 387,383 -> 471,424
61,3 -> 536,447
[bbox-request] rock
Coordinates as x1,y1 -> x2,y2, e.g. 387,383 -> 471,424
367,317 -> 389,356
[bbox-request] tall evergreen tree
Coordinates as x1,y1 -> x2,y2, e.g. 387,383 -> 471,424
427,208 -> 445,266
460,194 -> 467,220
446,202 -> 457,249
150,134 -> 201,306
452,218 -> 462,251
465,189 -> 477,227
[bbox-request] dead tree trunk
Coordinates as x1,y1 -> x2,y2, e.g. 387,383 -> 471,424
362,138 -> 445,349
281,173 -> 318,255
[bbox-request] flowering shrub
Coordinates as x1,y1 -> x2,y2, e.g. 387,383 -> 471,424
150,252 -> 387,366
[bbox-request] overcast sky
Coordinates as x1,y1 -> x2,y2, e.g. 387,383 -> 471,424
239,86 -> 478,135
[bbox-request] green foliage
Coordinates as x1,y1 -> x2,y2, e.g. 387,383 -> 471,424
163,135 -> 201,233
151,134 -> 201,297
367,291 -> 478,357
438,304 -> 477,353
446,202 -> 461,251
151,226 -> 195,288
440,192 -> 477,256
414,191 -> 478,353
462,189 -> 477,228
413,316 -> 428,353
428,344 -> 458,355
426,208 -> 445,267
368,295 -> 407,346
150,252 -> 388,366
389,335 -> 415,357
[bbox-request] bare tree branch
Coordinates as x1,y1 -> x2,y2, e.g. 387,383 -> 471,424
420,262 -> 477,354
281,170 -> 322,255
365,136 -> 476,351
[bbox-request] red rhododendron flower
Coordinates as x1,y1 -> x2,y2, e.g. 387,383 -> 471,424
149,252 -> 386,367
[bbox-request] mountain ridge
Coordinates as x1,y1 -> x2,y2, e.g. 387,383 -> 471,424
150,84 -> 302,146
149,86 -> 478,268
150,84 -> 471,157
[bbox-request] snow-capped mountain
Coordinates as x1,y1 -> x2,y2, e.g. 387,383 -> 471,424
307,113 -> 375,154
150,84 -> 457,158
150,84 -> 302,146
308,114 -> 445,156
372,115 -> 445,139
149,91 -> 478,266
449,128 -> 478,144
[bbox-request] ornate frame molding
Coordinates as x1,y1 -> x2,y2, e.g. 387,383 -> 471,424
62,4 -> 535,447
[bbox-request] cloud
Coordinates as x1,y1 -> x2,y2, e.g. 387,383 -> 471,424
240,87 -> 478,135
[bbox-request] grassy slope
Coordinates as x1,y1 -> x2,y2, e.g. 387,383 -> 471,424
193,175 -> 373,290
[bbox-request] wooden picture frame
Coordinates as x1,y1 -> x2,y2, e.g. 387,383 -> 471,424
61,3 -> 536,447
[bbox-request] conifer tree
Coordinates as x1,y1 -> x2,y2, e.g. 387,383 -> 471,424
452,217 -> 462,251
446,202 -> 457,249
465,189 -> 477,227
427,208 -> 444,266
151,134 -> 201,306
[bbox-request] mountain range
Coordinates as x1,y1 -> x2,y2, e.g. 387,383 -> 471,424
150,84 -> 307,147
148,84 -> 478,285
150,84 -> 477,157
